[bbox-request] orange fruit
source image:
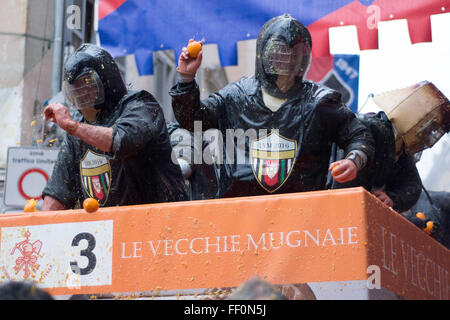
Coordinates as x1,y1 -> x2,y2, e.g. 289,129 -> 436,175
331,164 -> 343,176
24,199 -> 38,212
83,198 -> 99,213
415,212 -> 426,220
424,221 -> 434,234
187,39 -> 202,58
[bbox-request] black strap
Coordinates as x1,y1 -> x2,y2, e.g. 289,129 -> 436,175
422,183 -> 441,216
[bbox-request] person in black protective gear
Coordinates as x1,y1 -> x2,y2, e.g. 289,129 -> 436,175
169,14 -> 375,197
333,111 -> 448,241
332,111 -> 422,212
41,44 -> 187,210
332,80 -> 450,240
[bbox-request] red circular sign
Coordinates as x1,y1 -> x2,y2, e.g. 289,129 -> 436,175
18,168 -> 49,200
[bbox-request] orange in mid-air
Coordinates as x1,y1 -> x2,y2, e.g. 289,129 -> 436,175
187,39 -> 202,58
83,198 -> 99,213
24,199 -> 38,212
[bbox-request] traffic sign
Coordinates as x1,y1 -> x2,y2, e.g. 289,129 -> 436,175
3,147 -> 59,208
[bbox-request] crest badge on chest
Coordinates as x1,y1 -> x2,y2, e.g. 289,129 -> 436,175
250,131 -> 297,193
80,150 -> 111,205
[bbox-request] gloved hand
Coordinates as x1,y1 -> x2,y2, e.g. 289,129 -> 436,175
402,210 -> 441,240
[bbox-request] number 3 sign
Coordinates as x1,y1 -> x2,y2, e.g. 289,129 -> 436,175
0,221 -> 113,289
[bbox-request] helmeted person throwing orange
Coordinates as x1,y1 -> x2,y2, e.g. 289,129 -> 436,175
41,44 -> 187,210
170,14 -> 375,197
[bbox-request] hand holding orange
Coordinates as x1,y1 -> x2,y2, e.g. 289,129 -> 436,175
187,39 -> 202,58
415,212 -> 434,234
83,198 -> 99,213
330,164 -> 344,177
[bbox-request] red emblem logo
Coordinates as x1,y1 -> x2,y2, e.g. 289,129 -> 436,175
10,230 -> 42,279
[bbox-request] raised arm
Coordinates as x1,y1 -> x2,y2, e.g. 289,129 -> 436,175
170,42 -> 224,131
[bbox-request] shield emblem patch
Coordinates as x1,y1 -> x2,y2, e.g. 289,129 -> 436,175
250,132 -> 297,193
80,150 -> 111,205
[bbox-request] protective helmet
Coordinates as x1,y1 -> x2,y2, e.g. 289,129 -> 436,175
372,81 -> 450,156
255,14 -> 312,99
63,69 -> 105,110
63,44 -> 126,113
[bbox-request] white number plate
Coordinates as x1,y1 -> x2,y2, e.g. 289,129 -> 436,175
0,220 -> 113,289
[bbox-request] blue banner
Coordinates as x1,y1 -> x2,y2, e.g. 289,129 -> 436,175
306,54 -> 360,112
98,0 -> 441,76
98,0 -> 357,74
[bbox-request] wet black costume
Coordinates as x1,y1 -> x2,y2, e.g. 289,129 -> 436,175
42,44 -> 187,208
170,15 -> 374,197
333,112 -> 422,213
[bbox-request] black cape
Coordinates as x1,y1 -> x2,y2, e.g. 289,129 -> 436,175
42,90 -> 188,208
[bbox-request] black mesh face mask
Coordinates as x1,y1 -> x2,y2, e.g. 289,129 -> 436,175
63,69 -> 105,110
262,38 -> 311,77
255,14 -> 313,99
